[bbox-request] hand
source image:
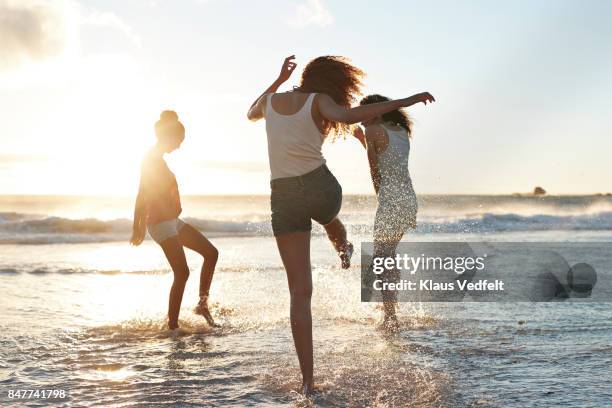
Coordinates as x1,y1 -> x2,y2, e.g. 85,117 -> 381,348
277,55 -> 297,83
352,126 -> 365,142
413,92 -> 435,105
403,92 -> 435,107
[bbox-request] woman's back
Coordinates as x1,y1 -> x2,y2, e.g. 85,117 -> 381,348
264,92 -> 325,180
377,124 -> 413,194
373,124 -> 417,245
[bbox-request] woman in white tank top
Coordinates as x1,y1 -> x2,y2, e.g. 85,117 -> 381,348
247,55 -> 435,395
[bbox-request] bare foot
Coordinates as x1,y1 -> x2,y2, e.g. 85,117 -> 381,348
382,314 -> 400,333
167,327 -> 190,337
302,382 -> 315,397
194,300 -> 220,327
340,241 -> 354,269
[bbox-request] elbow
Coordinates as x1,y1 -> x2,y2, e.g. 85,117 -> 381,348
246,111 -> 260,122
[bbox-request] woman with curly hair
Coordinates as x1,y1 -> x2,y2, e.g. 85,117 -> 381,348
247,55 -> 434,394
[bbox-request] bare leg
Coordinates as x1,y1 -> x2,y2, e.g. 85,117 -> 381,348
178,224 -> 219,326
381,268 -> 400,332
275,231 -> 314,394
323,217 -> 353,269
159,236 -> 190,330
375,240 -> 401,332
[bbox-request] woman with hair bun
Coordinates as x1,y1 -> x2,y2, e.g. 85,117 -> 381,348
131,110 -> 219,331
247,55 -> 434,394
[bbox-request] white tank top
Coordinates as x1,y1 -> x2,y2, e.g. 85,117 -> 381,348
265,93 -> 326,180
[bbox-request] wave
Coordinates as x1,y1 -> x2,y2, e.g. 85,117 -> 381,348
1,211 -> 612,244
416,211 -> 612,233
0,213 -> 273,244
0,265 -> 284,275
0,266 -> 171,275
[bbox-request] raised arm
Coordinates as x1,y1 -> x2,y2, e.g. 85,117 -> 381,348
247,55 -> 297,121
317,92 -> 435,125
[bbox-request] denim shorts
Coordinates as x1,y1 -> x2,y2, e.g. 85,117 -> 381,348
270,164 -> 342,236
147,218 -> 186,244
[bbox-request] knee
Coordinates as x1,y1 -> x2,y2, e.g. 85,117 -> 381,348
207,246 -> 219,264
290,284 -> 313,302
323,217 -> 341,231
174,269 -> 190,285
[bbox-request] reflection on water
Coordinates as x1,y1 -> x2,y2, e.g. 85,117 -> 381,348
1,235 -> 612,407
81,365 -> 136,382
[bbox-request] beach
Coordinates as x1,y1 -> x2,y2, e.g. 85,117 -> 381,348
1,194 -> 612,407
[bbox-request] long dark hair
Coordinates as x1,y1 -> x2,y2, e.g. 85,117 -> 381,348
296,56 -> 364,137
360,94 -> 413,137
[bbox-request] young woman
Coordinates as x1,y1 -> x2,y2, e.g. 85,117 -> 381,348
247,55 -> 434,394
353,94 -> 425,331
130,110 -> 219,331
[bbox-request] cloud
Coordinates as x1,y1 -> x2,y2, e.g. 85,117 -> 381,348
0,0 -> 141,74
0,0 -> 68,70
288,0 -> 334,28
81,10 -> 141,48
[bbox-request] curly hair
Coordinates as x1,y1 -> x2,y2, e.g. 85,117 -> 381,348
360,94 -> 413,137
296,56 -> 364,138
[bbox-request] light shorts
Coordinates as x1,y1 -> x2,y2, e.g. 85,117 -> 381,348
147,218 -> 186,244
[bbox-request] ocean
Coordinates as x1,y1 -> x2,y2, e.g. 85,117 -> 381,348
1,194 -> 611,407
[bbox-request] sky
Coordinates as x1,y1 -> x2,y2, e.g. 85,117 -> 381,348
1,0 -> 611,195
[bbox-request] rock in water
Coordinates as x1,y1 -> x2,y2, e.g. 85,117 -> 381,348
533,186 -> 546,195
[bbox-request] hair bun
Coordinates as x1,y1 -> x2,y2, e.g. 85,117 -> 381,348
159,110 -> 178,122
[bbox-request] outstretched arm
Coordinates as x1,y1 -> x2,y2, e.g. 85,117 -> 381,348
247,55 -> 297,121
318,92 -> 435,125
